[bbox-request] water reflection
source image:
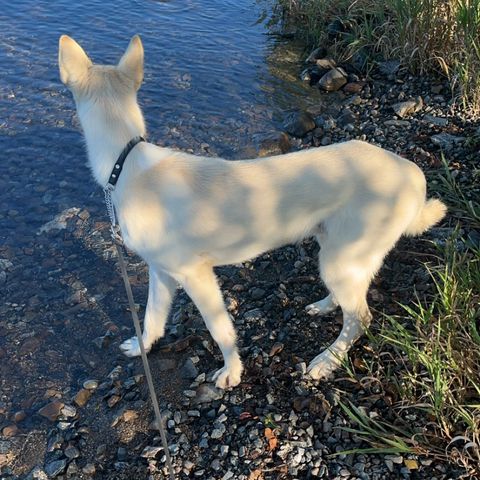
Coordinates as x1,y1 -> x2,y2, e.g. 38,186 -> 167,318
0,0 -> 332,245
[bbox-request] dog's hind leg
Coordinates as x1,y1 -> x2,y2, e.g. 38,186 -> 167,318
174,261 -> 243,389
307,226 -> 383,380
306,208 -> 405,380
120,267 -> 176,357
305,294 -> 339,316
307,258 -> 373,380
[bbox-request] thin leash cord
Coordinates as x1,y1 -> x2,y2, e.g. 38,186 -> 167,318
105,186 -> 175,479
114,241 -> 176,480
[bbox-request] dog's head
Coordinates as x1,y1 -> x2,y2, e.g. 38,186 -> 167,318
58,35 -> 144,101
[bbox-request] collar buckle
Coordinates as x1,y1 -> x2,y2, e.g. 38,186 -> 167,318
106,136 -> 145,188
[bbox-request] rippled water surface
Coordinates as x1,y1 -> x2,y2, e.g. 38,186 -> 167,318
1,0 -> 326,239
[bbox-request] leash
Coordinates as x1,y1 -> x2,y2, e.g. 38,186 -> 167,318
103,139 -> 176,479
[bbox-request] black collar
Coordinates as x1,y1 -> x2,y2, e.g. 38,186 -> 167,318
107,136 -> 145,187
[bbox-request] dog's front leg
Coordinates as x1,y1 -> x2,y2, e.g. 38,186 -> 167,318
176,262 -> 243,389
120,267 -> 176,357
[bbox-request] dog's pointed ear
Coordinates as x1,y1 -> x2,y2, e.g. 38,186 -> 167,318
118,35 -> 144,90
58,35 -> 92,87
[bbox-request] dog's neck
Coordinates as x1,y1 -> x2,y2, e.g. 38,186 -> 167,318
77,96 -> 146,187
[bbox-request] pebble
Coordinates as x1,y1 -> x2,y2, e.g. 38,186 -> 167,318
27,467 -> 48,479
194,384 -> 223,404
343,81 -> 365,94
217,413 -> 228,423
258,132 -> 291,156
64,445 -> 80,459
318,68 -> 347,92
44,459 -> 67,478
295,362 -> 307,374
174,411 -> 183,424
74,388 -> 92,407
13,410 -> 27,423
284,112 -> 316,138
220,445 -> 229,456
386,455 -> 404,464
117,446 -> 127,461
141,446 -> 163,458
243,308 -> 263,321
38,400 -> 64,422
383,119 -> 410,128
83,379 -> 98,390
269,342 -> 284,356
211,423 -> 226,439
82,463 -> 96,475
392,96 -> 423,117
431,132 -> 465,149
423,114 -> 448,126
96,444 -> 107,458
46,433 -> 63,452
107,395 -> 121,408
181,358 -> 199,379
2,425 -> 18,437
316,58 -> 337,69
251,287 -> 266,300
61,404 -> 77,418
305,47 -> 328,63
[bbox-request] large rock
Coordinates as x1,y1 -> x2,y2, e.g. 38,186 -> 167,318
318,68 -> 347,92
257,132 -> 291,157
284,112 -> 316,138
305,47 -> 328,64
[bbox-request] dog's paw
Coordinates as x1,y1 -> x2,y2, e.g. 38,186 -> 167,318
119,336 -> 151,358
305,297 -> 338,317
307,351 -> 341,380
212,363 -> 243,389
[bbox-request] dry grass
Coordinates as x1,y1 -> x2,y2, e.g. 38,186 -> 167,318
278,0 -> 480,113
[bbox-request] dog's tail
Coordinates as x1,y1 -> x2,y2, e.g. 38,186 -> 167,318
405,198 -> 447,236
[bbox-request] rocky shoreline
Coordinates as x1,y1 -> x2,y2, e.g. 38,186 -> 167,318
2,51 -> 479,480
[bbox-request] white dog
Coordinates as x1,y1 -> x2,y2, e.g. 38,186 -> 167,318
58,35 -> 446,389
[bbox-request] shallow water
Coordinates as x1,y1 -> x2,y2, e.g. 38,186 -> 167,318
0,0 -> 328,243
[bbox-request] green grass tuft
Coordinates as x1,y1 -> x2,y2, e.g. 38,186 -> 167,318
336,161 -> 480,475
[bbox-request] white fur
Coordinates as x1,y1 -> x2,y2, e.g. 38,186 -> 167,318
58,35 -> 447,388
